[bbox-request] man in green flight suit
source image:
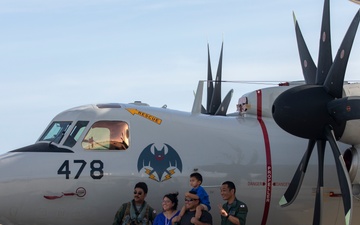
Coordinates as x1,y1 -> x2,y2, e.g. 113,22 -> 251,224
113,182 -> 157,225
218,181 -> 248,225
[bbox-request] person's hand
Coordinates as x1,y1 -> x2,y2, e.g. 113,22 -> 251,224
190,217 -> 198,224
172,216 -> 180,223
218,204 -> 227,217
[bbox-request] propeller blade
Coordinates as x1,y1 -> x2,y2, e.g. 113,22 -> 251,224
191,89 -> 207,114
215,89 -> 233,116
209,42 -> 223,114
279,140 -> 315,207
313,140 -> 326,225
325,125 -> 353,225
201,105 -> 207,114
316,0 -> 333,85
192,81 -> 205,114
206,44 -> 214,114
293,12 -> 317,85
324,10 -> 360,98
328,96 -> 360,121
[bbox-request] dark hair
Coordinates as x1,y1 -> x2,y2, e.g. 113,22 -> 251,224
190,172 -> 203,183
164,192 -> 179,210
222,181 -> 236,194
134,182 -> 148,194
187,190 -> 200,203
189,190 -> 197,195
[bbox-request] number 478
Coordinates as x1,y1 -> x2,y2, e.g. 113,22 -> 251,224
57,160 -> 104,179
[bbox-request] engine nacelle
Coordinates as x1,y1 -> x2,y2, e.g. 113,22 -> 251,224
344,146 -> 360,185
339,121 -> 360,145
339,83 -> 360,145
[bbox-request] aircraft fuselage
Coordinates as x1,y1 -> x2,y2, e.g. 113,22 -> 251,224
0,91 -> 357,225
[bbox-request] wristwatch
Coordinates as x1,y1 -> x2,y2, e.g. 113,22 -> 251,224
226,214 -> 230,219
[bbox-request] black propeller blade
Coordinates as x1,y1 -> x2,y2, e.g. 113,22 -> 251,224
209,43 -> 223,115
328,97 -> 360,121
325,125 -> 352,225
293,12 -> 317,85
206,43 -> 214,113
316,0 -> 332,85
324,10 -> 360,98
202,43 -> 232,116
215,89 -> 233,116
279,140 -> 315,207
313,140 -> 326,225
273,1 -> 360,225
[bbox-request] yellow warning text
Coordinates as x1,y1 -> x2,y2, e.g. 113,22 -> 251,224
126,108 -> 162,125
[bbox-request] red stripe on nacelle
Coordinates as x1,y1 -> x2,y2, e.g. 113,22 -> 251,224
257,89 -> 273,225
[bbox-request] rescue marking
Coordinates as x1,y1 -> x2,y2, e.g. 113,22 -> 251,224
126,108 -> 162,125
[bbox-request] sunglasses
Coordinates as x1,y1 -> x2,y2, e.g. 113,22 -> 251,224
184,198 -> 198,202
134,191 -> 143,195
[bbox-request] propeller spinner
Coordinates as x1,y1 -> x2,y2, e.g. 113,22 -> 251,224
272,0 -> 360,225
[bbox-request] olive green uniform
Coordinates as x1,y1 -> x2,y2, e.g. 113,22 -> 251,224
220,198 -> 248,225
113,200 -> 156,225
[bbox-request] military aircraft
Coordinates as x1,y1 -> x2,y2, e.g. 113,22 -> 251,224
0,0 -> 360,225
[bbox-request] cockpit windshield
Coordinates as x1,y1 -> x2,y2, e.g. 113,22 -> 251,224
39,121 -> 72,144
82,121 -> 129,150
63,121 -> 89,147
38,120 -> 129,150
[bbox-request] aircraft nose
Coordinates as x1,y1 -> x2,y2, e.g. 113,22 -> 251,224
0,152 -> 29,224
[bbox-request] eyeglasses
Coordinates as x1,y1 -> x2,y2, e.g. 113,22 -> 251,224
134,191 -> 143,195
184,198 -> 198,202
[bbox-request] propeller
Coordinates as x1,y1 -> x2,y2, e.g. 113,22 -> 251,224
272,0 -> 360,225
202,43 -> 233,116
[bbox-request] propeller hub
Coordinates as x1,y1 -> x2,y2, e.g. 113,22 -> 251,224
272,85 -> 345,140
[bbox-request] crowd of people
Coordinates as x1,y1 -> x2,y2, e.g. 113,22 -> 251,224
112,172 -> 248,225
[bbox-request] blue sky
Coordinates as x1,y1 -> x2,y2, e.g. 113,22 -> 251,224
0,0 -> 359,153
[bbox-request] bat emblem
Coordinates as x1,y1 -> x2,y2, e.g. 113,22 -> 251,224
137,143 -> 183,182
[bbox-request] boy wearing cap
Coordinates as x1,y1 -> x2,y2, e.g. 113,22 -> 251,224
113,182 -> 157,225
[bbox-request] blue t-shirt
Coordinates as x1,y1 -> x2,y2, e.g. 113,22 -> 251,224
153,210 -> 180,225
191,186 -> 211,211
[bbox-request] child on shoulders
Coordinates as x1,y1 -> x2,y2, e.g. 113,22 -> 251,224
179,172 -> 211,220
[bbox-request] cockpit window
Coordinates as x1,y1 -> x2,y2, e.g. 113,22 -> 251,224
39,121 -> 72,144
63,121 -> 89,147
82,121 -> 129,150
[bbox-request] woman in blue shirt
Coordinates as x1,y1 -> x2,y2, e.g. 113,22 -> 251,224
153,192 -> 180,225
